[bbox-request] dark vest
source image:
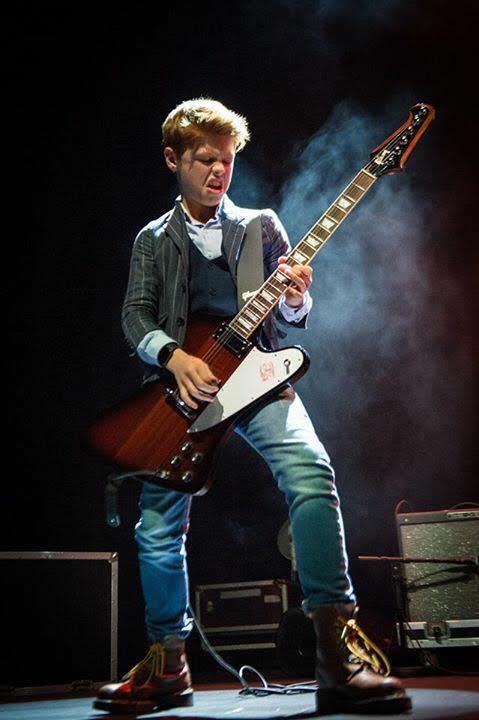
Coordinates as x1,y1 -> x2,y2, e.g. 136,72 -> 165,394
189,239 -> 238,317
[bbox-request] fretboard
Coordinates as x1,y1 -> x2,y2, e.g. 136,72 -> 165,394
229,167 -> 377,340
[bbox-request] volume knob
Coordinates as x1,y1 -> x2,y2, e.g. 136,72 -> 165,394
170,455 -> 181,468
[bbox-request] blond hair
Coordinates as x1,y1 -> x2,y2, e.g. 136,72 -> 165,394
162,98 -> 250,156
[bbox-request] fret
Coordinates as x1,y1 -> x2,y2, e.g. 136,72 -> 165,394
237,316 -> 254,331
309,229 -> 325,242
292,249 -> 309,264
252,298 -> 269,314
304,236 -> 320,251
268,279 -> 285,294
357,169 -> 376,186
337,196 -> 354,210
296,243 -> 314,261
251,297 -> 268,315
305,233 -> 325,249
341,193 -> 356,205
319,216 -> 334,231
230,321 -> 249,339
244,307 -> 261,323
344,184 -> 364,202
353,181 -> 367,192
276,271 -> 289,284
260,289 -> 274,303
268,277 -> 285,301
328,205 -> 347,222
311,225 -> 331,241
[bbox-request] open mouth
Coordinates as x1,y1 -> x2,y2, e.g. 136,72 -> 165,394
207,181 -> 223,191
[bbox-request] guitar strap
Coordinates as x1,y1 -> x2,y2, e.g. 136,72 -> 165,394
236,214 -> 263,309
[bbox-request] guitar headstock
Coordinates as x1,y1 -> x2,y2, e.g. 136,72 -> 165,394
369,103 -> 435,177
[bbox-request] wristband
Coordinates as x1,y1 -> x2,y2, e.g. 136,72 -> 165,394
157,342 -> 179,367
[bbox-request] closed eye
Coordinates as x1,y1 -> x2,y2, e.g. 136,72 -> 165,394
198,157 -> 233,166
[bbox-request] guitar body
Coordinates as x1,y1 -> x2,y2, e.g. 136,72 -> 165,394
87,315 -> 309,495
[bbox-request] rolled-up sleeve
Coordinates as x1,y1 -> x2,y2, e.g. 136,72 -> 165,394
261,209 -> 311,329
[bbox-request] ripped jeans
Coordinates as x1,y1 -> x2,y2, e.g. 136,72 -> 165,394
135,392 -> 355,640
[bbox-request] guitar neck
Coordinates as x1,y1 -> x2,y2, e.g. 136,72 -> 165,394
229,166 -> 377,340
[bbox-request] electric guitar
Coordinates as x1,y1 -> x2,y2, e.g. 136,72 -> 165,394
87,103 -> 435,495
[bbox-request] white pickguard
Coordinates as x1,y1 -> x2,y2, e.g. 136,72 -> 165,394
188,346 -> 305,433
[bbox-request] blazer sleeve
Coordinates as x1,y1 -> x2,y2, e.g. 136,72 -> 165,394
121,229 -> 165,350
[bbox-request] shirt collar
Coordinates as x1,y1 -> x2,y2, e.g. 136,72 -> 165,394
175,196 -> 226,227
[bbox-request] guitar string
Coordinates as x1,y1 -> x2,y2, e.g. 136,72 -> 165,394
198,169 -> 365,369
199,149 -> 396,366
202,116 -> 423,363
173,130 -> 413,398
170,113 -> 426,402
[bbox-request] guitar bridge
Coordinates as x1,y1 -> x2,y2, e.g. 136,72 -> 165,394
165,387 -> 199,420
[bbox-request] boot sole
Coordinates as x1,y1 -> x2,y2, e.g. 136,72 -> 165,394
93,689 -> 194,714
317,689 -> 412,715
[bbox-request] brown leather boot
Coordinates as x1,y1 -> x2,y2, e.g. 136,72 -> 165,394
93,636 -> 193,714
312,604 -> 412,715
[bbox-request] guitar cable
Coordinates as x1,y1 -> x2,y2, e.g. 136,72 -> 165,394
188,603 -> 317,696
104,471 -> 172,527
104,479 -> 315,694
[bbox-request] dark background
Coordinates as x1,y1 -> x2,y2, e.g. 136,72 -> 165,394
5,1 -> 478,679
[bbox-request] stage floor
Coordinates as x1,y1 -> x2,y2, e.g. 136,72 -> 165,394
0,677 -> 478,720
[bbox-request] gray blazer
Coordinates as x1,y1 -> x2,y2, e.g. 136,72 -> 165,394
121,195 -> 308,379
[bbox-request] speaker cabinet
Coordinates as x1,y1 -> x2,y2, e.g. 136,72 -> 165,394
0,551 -> 118,695
396,508 -> 479,648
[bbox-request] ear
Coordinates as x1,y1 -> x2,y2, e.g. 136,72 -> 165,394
164,146 -> 178,173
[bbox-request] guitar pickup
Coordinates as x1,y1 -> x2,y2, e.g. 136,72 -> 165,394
213,323 -> 252,358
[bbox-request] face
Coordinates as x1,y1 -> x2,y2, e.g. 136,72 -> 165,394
164,134 -> 236,222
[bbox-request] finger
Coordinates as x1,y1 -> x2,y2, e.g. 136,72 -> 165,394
178,384 -> 199,410
182,376 -> 214,403
298,266 -> 312,281
187,371 -> 219,400
285,289 -> 304,304
279,263 -> 305,282
191,369 -> 220,393
196,383 -> 218,395
286,266 -> 313,292
287,273 -> 307,293
292,264 -> 312,283
179,379 -> 215,408
192,388 -> 216,402
203,371 -> 220,387
203,362 -> 221,385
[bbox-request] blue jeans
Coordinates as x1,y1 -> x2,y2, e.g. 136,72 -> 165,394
135,392 -> 355,640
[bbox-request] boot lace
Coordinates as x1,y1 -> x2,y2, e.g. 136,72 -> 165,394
340,618 -> 391,676
121,642 -> 166,684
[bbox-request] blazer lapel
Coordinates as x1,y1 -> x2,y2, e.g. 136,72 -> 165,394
221,196 -> 266,309
164,202 -> 189,268
221,196 -> 248,278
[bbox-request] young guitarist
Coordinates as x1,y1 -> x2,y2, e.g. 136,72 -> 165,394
94,98 -> 411,716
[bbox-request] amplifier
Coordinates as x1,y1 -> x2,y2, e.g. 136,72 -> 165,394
395,508 -> 479,648
399,620 -> 479,649
0,551 -> 118,697
194,579 -> 300,650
